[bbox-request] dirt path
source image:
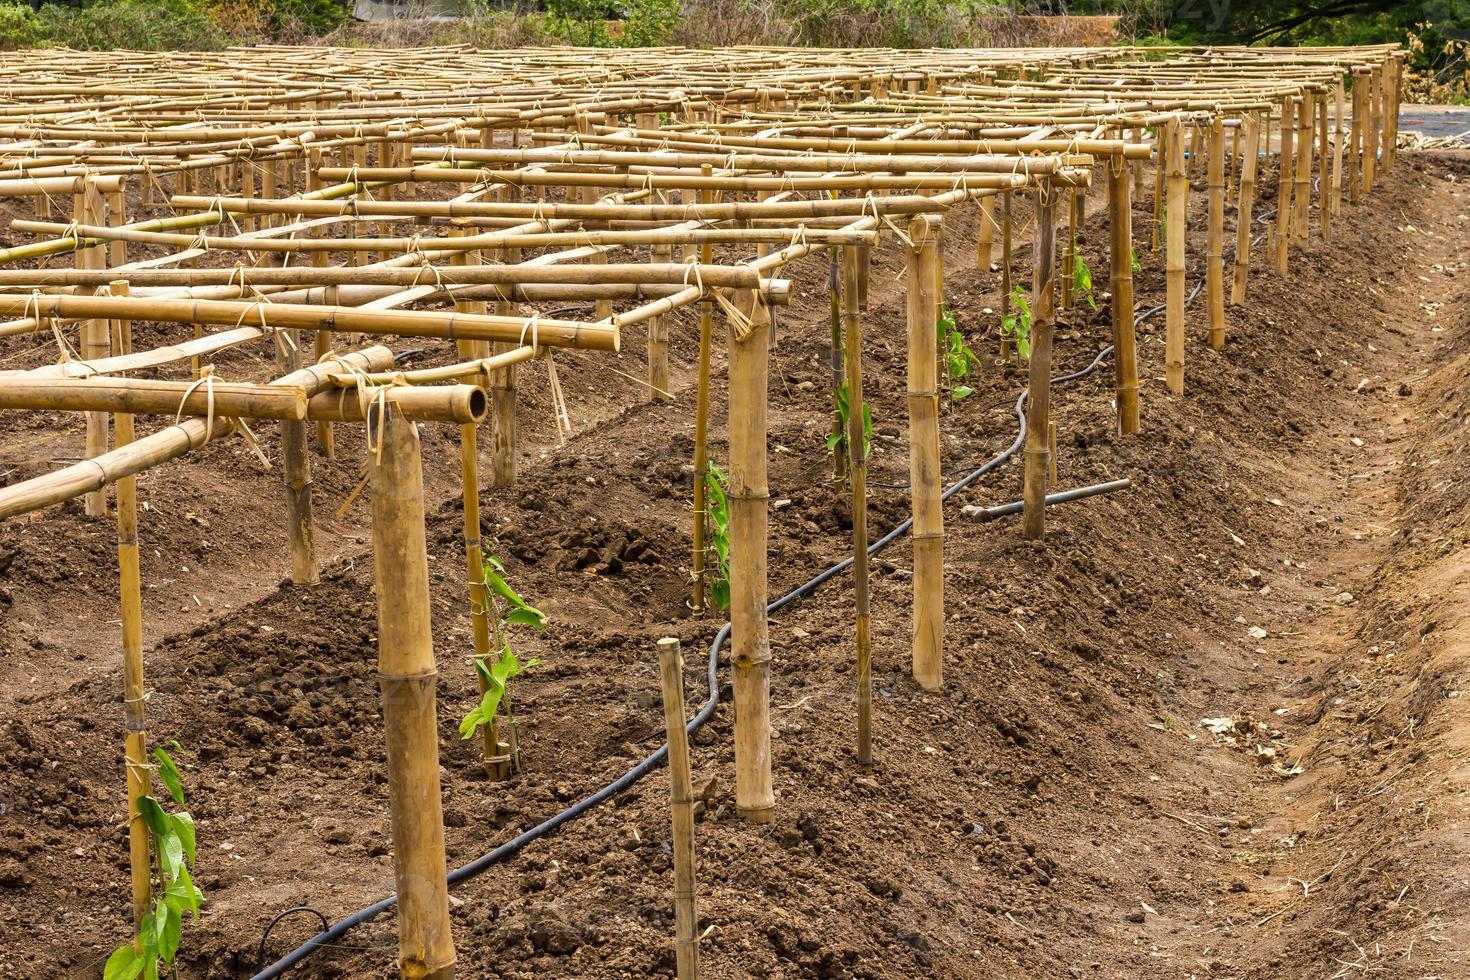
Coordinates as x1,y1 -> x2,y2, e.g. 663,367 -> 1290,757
3,154 -> 1469,980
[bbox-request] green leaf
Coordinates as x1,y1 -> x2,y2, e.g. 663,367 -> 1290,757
505,606 -> 547,629
952,385 -> 974,400
158,830 -> 184,881
104,946 -> 145,980
154,898 -> 181,966
137,796 -> 168,838
825,432 -> 842,451
458,705 -> 486,740
167,812 -> 196,868
710,578 -> 731,610
152,748 -> 185,806
165,862 -> 203,920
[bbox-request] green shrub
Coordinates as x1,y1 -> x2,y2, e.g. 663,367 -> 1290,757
0,2 -> 41,50
38,0 -> 228,51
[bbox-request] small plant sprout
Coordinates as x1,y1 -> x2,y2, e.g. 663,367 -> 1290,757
826,383 -> 874,461
1130,247 -> 1143,274
105,741 -> 204,980
936,303 -> 981,399
703,462 -> 732,610
1072,253 -> 1098,311
1000,285 -> 1035,360
459,558 -> 546,757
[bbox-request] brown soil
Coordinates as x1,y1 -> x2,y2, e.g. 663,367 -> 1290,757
2,152 -> 1469,980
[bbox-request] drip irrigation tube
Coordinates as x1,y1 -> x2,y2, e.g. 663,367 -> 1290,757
252,245 -> 1225,978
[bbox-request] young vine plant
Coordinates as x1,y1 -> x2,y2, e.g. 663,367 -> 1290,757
936,304 -> 981,399
104,742 -> 204,980
1000,285 -> 1034,360
825,383 -> 873,462
459,557 -> 546,743
1072,253 -> 1098,311
704,462 -> 732,611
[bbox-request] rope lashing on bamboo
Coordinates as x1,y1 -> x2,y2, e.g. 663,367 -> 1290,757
173,364 -> 272,469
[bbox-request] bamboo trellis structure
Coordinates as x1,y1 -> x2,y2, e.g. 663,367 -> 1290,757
0,41 -> 1405,979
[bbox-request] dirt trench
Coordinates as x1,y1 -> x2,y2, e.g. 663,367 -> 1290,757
1,153 -> 1468,980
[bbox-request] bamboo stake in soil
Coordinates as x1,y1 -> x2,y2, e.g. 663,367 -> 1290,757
370,402 -> 456,980
727,287 -> 775,823
977,194 -> 995,270
1164,120 -> 1187,396
1206,117 -> 1226,351
1350,70 -> 1367,204
648,240 -> 673,402
276,326 -> 319,587
1023,185 -> 1057,541
1275,96 -> 1295,277
999,189 -> 1013,362
77,178 -> 109,517
842,247 -> 872,764
1317,94 -> 1330,239
1292,93 -> 1312,243
828,247 -> 847,485
111,280 -> 151,936
905,215 -> 944,691
1232,112 -> 1261,307
690,193 -> 716,615
1107,156 -> 1139,436
657,637 -> 700,980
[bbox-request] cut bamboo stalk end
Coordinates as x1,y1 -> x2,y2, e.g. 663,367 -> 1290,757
657,638 -> 700,980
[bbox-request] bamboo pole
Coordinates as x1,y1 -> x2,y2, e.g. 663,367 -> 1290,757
111,280 -> 152,939
1350,70 -> 1367,204
1164,120 -> 1187,396
1231,112 -> 1260,306
1292,93 -> 1312,242
905,215 -> 943,691
690,173 -> 715,616
275,322 -> 318,587
1364,66 -> 1380,193
828,246 -> 847,485
1060,187 -> 1076,310
369,402 -> 456,980
657,637 -> 699,980
976,194 -> 995,270
999,188 -> 1013,361
1023,185 -> 1057,541
1317,94 -> 1330,239
648,241 -> 673,402
77,178 -> 109,517
1107,156 -> 1139,436
1206,117 -> 1226,351
1331,78 -> 1345,218
841,247 -> 872,764
1275,95 -> 1295,277
727,287 -> 774,823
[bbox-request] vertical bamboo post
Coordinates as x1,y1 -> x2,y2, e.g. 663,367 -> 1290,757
648,240 -> 673,402
1164,120 -> 1187,396
1317,95 -> 1330,238
76,177 -> 109,517
1228,122 -> 1240,208
1152,125 -> 1165,252
828,246 -> 847,485
1332,78 -> 1346,218
1275,96 -> 1295,277
1364,66 -> 1381,193
999,189 -> 1014,361
1350,70 -> 1367,203
905,216 -> 944,691
1293,93 -> 1312,242
1060,188 -> 1076,310
110,280 -> 151,936
1206,117 -> 1226,351
727,288 -> 774,823
370,403 -> 456,980
276,327 -> 318,586
1107,156 -> 1139,436
1023,186 -> 1057,541
657,638 -> 699,980
976,194 -> 995,270
690,173 -> 716,615
841,248 -> 872,764
1232,112 -> 1261,306
1386,54 -> 1404,171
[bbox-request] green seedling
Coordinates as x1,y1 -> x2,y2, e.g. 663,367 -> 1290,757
1000,285 -> 1034,360
937,304 -> 981,399
104,742 -> 204,980
826,383 -> 874,460
704,463 -> 732,610
460,557 -> 546,742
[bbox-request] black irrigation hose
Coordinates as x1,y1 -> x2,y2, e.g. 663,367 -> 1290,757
252,215 -> 1262,977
